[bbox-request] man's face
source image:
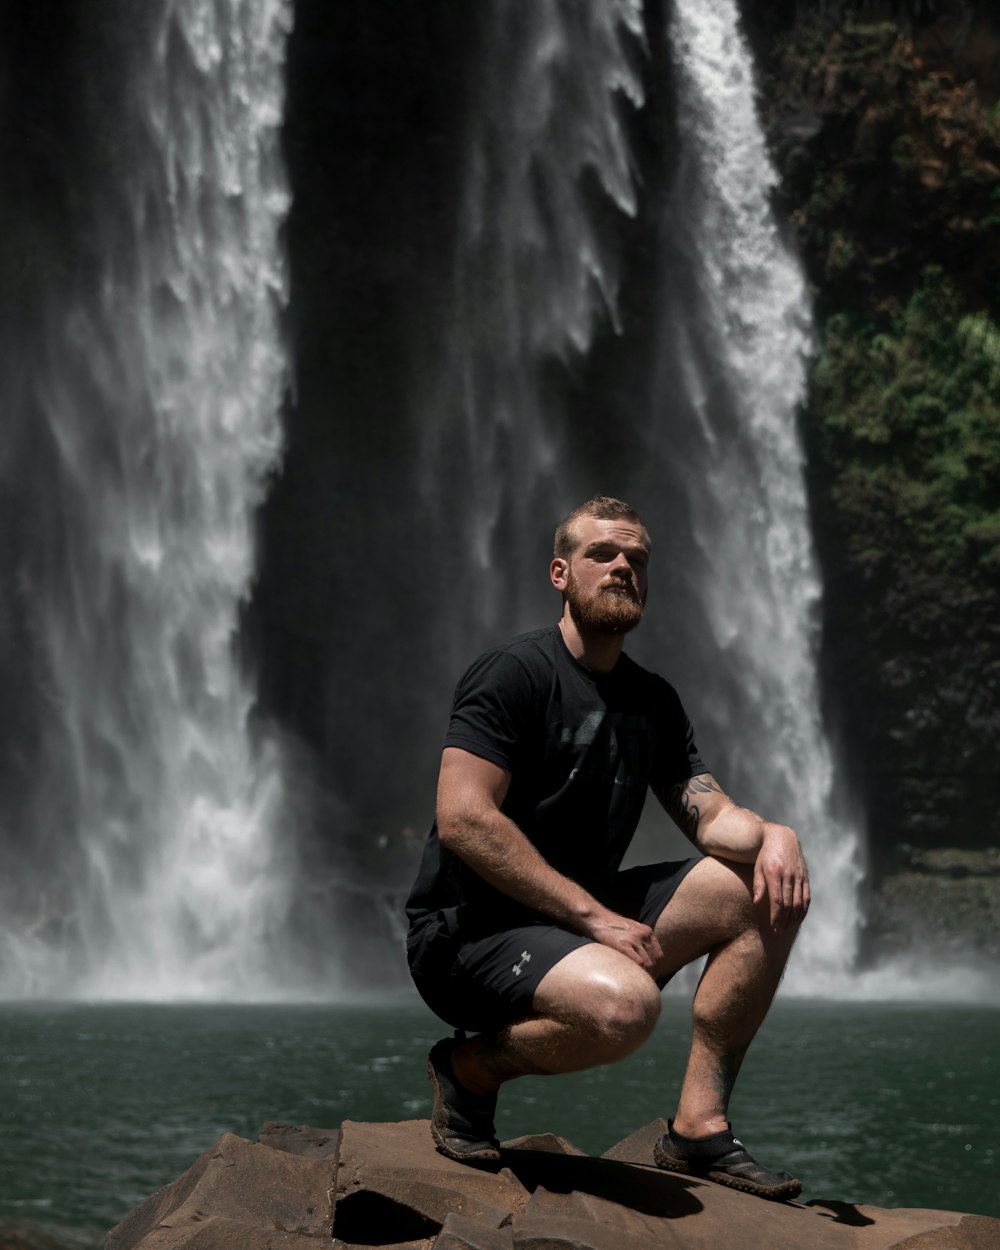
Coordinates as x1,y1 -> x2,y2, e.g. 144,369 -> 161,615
553,516 -> 650,636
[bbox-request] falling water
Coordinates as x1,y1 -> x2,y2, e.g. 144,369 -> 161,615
7,1 -> 979,1003
423,0 -> 866,990
659,0 -> 864,988
418,0 -> 646,663
0,0 -> 305,999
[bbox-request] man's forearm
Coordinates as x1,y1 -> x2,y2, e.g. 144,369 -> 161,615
661,771 -> 809,929
438,808 -> 605,932
696,803 -> 768,862
439,807 -> 664,966
662,773 -> 769,862
700,807 -> 810,930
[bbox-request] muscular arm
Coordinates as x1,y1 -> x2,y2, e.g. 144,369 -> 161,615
436,746 -> 662,969
654,772 -> 810,931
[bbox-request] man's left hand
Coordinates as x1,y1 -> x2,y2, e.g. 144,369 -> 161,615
752,823 -> 810,933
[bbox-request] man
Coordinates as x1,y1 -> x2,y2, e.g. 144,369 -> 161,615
405,496 -> 810,1201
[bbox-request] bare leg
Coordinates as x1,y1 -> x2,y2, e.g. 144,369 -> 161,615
450,856 -> 798,1119
451,944 -> 661,1096
432,856 -> 800,1187
650,856 -> 801,1138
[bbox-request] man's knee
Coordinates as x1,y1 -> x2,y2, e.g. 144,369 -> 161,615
534,946 -> 661,1055
679,856 -> 757,926
653,855 -> 806,976
589,968 -> 661,1046
714,859 -> 808,946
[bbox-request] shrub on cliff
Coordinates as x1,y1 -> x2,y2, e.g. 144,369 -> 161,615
815,268 -> 1000,576
754,12 -> 1000,856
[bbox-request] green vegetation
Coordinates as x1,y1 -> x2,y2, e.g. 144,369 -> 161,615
807,272 -> 1000,852
815,269 -> 1000,574
753,11 -> 1000,855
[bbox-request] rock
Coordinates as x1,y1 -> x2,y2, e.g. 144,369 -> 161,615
889,1215 -> 1000,1250
865,851 -> 1000,959
501,1134 -> 586,1158
106,1119 -> 1000,1250
258,1122 -> 341,1159
433,1212 -> 514,1250
105,1132 -> 333,1249
331,1119 -> 529,1245
806,1202 -> 1000,1250
599,1118 -> 667,1164
513,1187 -> 669,1250
510,1165 -> 832,1250
0,1225 -> 73,1250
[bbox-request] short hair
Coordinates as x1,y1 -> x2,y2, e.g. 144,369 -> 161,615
553,496 -> 649,559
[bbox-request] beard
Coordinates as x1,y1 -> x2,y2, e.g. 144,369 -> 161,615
565,569 -> 645,636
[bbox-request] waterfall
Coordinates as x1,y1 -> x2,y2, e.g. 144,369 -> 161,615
419,0 -> 865,991
658,0 -> 863,988
417,0 -> 646,665
7,0 -> 954,1002
0,0 -> 305,1000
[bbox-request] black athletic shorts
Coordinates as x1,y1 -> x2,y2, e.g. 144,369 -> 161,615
406,857 -> 701,1034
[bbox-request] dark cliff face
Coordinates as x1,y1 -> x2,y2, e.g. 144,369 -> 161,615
250,0 -> 675,857
745,3 -> 1000,866
250,2 -> 483,848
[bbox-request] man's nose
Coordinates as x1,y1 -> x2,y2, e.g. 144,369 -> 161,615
609,553 -> 632,575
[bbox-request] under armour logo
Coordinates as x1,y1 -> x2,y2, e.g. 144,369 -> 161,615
512,950 -> 531,976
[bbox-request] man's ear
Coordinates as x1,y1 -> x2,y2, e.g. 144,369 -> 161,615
550,557 -> 569,591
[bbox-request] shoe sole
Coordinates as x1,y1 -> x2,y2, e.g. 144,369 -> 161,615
705,1169 -> 802,1202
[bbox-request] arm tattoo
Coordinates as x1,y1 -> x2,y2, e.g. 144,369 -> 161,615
664,774 -> 723,842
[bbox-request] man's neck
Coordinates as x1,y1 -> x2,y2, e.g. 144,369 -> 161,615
557,612 -> 626,674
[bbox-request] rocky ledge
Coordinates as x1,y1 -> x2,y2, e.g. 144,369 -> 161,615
104,1118 -> 999,1250
866,848 -> 1000,961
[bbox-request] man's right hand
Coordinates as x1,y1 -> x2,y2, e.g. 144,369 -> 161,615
583,910 -> 663,971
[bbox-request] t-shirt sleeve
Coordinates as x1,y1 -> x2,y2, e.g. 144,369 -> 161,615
443,648 -> 539,773
654,677 -> 709,788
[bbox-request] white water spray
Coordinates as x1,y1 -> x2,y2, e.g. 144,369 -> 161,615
663,0 -> 863,989
0,0 -> 304,1000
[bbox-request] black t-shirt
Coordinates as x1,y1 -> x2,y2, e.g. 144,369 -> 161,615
406,625 -> 708,924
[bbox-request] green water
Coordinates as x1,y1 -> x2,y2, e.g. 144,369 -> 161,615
0,998 -> 997,1248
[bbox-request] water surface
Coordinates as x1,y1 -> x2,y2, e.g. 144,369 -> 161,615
1,998 -> 996,1248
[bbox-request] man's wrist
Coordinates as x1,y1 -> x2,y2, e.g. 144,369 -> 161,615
761,821 -> 796,846
567,894 -> 611,935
